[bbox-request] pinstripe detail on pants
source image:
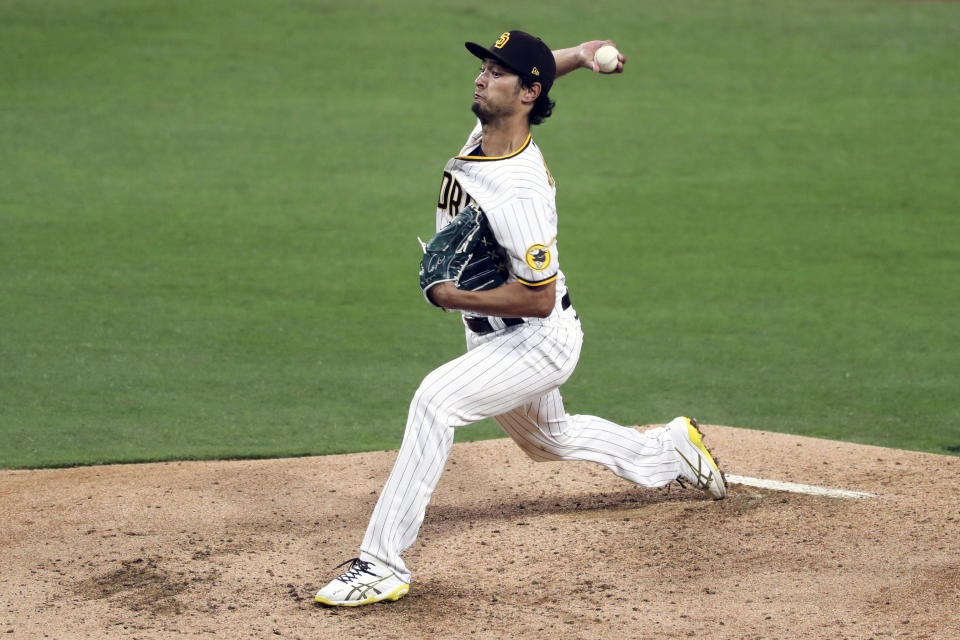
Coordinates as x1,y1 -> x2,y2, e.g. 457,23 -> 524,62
359,313 -> 680,583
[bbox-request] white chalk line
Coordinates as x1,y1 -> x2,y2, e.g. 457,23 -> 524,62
725,474 -> 876,499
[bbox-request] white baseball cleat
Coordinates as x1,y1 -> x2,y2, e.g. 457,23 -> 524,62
314,557 -> 410,607
669,416 -> 727,500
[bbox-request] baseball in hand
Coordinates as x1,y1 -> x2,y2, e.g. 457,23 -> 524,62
594,45 -> 620,73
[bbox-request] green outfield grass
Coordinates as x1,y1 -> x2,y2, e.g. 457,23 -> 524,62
2,0 -> 958,468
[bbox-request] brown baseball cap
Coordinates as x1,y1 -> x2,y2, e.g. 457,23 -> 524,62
465,30 -> 555,96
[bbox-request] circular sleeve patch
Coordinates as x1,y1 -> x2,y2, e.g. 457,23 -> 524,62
524,244 -> 551,271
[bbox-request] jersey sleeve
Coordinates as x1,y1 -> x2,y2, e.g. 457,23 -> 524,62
487,198 -> 558,287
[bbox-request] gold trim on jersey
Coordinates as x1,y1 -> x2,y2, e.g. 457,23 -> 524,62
456,134 -> 532,161
516,273 -> 558,287
542,156 -> 555,188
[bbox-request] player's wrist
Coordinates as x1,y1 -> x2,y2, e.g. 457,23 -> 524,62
425,281 -> 454,308
578,43 -> 594,70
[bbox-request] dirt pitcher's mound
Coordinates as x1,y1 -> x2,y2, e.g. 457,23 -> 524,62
2,425 -> 959,639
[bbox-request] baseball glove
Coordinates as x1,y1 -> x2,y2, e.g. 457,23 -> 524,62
419,205 -> 508,307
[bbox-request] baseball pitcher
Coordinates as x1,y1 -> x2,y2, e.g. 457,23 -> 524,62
315,30 -> 726,607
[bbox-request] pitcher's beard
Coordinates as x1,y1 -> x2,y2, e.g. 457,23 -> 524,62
471,100 -> 489,124
472,99 -> 514,124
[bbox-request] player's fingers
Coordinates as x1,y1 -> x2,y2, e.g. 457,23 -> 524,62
599,60 -> 624,74
612,52 -> 626,73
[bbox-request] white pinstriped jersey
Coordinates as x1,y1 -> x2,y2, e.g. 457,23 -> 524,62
353,125 -> 691,588
435,121 -> 567,317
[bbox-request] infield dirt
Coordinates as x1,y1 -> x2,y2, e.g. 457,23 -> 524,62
2,425 -> 959,639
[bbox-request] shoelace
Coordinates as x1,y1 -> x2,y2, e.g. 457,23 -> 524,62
333,558 -> 378,584
674,454 -> 724,491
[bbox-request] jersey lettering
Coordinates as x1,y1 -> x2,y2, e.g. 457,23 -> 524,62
436,170 -> 474,217
436,172 -> 452,210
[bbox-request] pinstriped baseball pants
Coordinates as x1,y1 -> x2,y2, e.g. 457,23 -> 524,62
360,307 -> 682,583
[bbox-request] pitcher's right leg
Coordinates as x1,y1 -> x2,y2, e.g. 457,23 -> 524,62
494,391 -> 682,488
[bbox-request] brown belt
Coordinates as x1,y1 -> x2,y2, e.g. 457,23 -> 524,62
465,292 -> 572,335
